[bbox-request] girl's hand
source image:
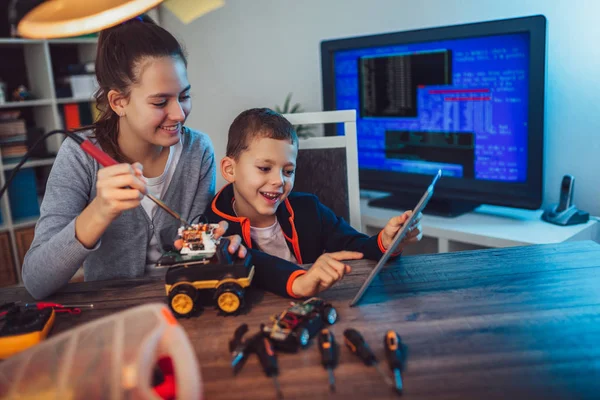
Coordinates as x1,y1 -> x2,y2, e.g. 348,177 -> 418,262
291,251 -> 363,297
93,162 -> 147,223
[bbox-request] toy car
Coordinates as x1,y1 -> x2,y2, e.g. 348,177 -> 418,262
157,223 -> 255,318
261,298 -> 337,352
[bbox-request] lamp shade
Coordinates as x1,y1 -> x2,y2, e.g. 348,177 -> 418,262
17,0 -> 163,39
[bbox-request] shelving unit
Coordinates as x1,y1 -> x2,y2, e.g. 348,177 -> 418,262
0,37 -> 98,285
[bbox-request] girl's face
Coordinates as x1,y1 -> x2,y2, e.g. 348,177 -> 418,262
119,56 -> 191,148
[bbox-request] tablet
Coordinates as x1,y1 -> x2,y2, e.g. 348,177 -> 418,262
349,169 -> 443,307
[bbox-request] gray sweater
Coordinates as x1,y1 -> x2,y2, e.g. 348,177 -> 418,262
22,128 -> 216,299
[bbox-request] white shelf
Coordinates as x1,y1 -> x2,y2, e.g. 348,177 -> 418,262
3,157 -> 55,170
0,99 -> 54,108
47,38 -> 98,45
361,198 -> 599,252
0,38 -> 97,45
0,38 -> 44,45
56,96 -> 94,104
13,217 -> 39,230
0,36 -> 99,284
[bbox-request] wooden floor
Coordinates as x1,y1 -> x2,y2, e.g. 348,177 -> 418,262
1,241 -> 600,399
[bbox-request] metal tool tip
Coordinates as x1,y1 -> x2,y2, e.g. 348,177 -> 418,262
273,377 -> 284,399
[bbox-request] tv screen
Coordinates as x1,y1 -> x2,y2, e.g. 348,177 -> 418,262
321,15 -> 546,216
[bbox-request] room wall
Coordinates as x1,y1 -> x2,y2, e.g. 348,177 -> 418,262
161,0 -> 600,217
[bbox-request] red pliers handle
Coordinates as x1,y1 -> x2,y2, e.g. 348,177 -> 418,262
25,302 -> 83,314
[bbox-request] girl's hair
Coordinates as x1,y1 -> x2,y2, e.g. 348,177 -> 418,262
92,15 -> 187,162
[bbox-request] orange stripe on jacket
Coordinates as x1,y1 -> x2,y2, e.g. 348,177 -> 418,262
210,186 -> 252,248
378,230 -> 402,257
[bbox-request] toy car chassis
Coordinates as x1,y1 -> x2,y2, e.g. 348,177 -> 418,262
261,297 -> 337,352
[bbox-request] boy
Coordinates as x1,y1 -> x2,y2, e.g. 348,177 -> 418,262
202,108 -> 422,299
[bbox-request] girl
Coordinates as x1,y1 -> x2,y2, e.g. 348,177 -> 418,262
22,16 -> 243,299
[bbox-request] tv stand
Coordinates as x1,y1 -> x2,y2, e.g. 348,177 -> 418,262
368,193 -> 480,217
360,197 -> 598,255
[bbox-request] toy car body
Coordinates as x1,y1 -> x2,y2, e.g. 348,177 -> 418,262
157,224 -> 254,317
262,298 -> 337,352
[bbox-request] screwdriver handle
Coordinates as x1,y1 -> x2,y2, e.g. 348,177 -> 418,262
229,323 -> 249,353
256,337 -> 279,377
318,329 -> 337,367
80,140 -> 118,167
384,330 -> 406,371
343,328 -> 377,366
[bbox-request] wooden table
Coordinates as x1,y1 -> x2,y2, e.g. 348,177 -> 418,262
1,241 -> 600,400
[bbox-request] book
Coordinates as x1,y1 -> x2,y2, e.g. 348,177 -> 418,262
0,119 -> 26,136
63,104 -> 81,130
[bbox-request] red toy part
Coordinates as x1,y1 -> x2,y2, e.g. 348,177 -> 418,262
153,356 -> 177,400
280,312 -> 300,329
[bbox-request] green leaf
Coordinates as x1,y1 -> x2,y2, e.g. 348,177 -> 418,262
289,103 -> 302,113
283,93 -> 292,113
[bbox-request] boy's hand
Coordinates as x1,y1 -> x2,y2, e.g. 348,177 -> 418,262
173,221 -> 247,258
380,211 -> 423,253
291,251 -> 363,298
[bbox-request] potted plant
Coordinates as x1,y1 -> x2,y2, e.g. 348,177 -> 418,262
275,93 -> 315,138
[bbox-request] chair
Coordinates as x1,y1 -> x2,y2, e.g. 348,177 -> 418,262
283,110 -> 361,232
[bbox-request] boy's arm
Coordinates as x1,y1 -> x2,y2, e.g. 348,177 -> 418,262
318,200 -> 398,260
248,249 -> 306,298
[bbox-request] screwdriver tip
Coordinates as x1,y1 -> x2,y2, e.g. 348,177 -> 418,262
394,369 -> 403,396
273,376 -> 284,399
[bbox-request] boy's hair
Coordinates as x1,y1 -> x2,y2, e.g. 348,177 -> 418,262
227,108 -> 298,160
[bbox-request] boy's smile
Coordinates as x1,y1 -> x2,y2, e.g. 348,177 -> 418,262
224,137 -> 298,227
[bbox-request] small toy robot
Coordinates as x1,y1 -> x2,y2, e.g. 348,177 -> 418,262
177,223 -> 219,257
157,223 -> 254,318
261,298 -> 337,352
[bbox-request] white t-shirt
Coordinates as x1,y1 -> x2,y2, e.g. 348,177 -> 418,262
250,220 -> 297,264
143,140 -> 183,271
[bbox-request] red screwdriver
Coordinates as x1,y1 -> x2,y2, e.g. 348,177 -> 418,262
25,302 -> 94,314
69,132 -> 189,226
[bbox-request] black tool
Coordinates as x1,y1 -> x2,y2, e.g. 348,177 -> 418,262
229,323 -> 251,375
228,324 -> 284,399
256,336 -> 283,399
318,328 -> 338,392
384,330 -> 407,395
343,328 -> 394,387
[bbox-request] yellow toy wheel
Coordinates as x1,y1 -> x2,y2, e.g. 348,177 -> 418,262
168,284 -> 198,318
217,291 -> 241,314
171,293 -> 194,315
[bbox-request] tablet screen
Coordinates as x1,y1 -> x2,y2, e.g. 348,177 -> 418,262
349,169 -> 442,307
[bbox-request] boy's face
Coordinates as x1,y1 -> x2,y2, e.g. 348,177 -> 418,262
222,136 -> 298,227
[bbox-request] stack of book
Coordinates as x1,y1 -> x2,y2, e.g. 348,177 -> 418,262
0,111 -> 28,162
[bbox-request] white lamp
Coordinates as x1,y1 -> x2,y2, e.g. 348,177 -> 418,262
17,0 -> 225,39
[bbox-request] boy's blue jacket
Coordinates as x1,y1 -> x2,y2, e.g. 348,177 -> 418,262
202,184 -> 396,298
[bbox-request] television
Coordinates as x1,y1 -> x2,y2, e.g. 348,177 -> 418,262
320,15 -> 546,216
